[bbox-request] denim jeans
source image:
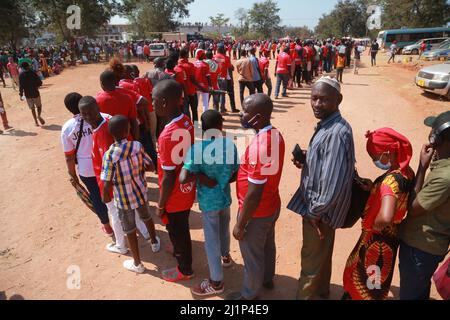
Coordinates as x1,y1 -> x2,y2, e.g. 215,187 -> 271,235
79,175 -> 109,224
202,207 -> 231,282
399,241 -> 445,300
274,73 -> 289,97
239,209 -> 280,299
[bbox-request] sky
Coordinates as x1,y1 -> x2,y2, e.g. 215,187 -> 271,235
110,0 -> 339,30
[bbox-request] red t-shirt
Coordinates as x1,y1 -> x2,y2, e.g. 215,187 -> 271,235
133,77 -> 153,112
193,60 -> 210,89
143,45 -> 150,56
258,57 -> 269,81
92,116 -> 114,194
276,52 -> 292,74
157,114 -> 196,213
178,58 -> 197,96
118,81 -> 144,124
236,126 -> 285,218
96,90 -> 137,120
213,53 -> 231,78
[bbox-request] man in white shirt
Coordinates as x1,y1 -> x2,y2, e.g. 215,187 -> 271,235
136,43 -> 144,63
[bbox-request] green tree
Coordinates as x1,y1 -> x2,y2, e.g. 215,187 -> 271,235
284,26 -> 314,39
123,0 -> 193,37
30,0 -> 119,42
247,0 -> 281,39
0,0 -> 34,49
381,0 -> 450,29
315,0 -> 369,38
209,13 -> 230,37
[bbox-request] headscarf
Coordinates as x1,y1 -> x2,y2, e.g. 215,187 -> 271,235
366,127 -> 412,175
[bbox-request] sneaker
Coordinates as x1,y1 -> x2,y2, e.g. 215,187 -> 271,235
149,236 -> 161,253
222,255 -> 233,268
101,224 -> 114,237
106,243 -> 128,255
191,279 -> 224,297
162,266 -> 194,282
123,259 -> 145,273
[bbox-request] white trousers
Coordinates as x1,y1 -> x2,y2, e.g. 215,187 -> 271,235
197,91 -> 210,113
106,201 -> 149,249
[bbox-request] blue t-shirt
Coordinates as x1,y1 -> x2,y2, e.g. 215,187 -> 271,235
183,137 -> 239,212
249,56 -> 262,81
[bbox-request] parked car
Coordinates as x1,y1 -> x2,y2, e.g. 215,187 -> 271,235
420,40 -> 450,61
415,62 -> 450,99
403,37 -> 448,55
149,43 -> 168,60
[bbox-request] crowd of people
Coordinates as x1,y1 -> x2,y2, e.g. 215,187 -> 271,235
1,32 -> 447,300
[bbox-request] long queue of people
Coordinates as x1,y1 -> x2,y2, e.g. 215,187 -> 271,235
56,37 -> 449,300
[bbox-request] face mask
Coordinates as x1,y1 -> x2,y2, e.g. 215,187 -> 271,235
373,153 -> 391,170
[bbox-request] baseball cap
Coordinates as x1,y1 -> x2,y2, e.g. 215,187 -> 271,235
424,111 -> 450,134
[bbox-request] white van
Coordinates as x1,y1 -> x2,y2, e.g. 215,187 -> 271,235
149,43 -> 168,60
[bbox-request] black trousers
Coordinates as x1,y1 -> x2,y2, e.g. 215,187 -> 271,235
239,81 -> 255,107
166,210 -> 193,275
182,94 -> 198,123
254,80 -> 264,93
294,65 -> 302,85
79,175 -> 109,225
139,125 -> 157,167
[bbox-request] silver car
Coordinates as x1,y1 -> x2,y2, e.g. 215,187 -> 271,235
415,62 -> 450,98
403,37 -> 448,55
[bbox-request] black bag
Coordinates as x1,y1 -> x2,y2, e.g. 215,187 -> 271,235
74,118 -> 84,165
342,172 -> 370,229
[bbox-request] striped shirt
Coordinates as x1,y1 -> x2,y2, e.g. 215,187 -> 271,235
287,111 -> 355,229
100,139 -> 152,210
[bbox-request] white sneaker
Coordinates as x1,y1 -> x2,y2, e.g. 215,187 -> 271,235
106,243 -> 128,255
123,259 -> 145,273
150,236 -> 161,253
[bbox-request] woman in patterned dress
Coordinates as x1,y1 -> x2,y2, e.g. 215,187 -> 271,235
342,128 -> 415,300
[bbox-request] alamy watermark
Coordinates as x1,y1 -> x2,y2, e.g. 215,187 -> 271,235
66,5 -> 81,30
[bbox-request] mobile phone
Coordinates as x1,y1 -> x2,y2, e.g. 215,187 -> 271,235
292,144 -> 306,164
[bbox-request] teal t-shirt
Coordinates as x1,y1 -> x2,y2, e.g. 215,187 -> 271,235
183,137 -> 239,213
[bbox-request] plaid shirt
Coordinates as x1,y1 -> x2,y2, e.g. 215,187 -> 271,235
100,139 -> 152,210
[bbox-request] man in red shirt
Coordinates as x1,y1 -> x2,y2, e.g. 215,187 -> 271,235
274,47 -> 292,99
194,49 -> 212,115
96,70 -> 139,139
214,44 -> 238,113
228,93 -> 285,300
178,48 -> 203,122
259,50 -> 272,97
143,42 -> 150,62
205,50 -> 220,111
153,79 -> 196,282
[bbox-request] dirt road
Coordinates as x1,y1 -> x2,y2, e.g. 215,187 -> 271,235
0,52 -> 448,300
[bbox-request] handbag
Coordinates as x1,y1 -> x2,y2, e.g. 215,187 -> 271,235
342,171 -> 370,229
433,253 -> 450,300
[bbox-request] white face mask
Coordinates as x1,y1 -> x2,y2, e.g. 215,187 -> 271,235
373,153 -> 391,170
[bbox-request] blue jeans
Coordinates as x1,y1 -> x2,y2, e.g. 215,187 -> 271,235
79,175 -> 109,225
202,207 -> 231,282
275,73 -> 289,97
399,241 -> 445,300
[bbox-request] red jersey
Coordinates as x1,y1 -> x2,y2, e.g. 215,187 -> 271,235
276,52 -> 292,74
258,57 -> 270,81
95,89 -> 137,120
178,58 -> 197,95
143,45 -> 150,56
213,52 -> 232,79
157,114 -> 196,213
133,77 -> 153,112
236,126 -> 285,218
117,81 -> 144,125
92,115 -> 114,193
193,60 -> 210,89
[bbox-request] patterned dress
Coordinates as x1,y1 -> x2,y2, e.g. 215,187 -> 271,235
343,169 -> 413,300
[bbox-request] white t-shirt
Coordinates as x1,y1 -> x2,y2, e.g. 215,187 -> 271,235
60,114 -> 109,177
136,45 -> 143,55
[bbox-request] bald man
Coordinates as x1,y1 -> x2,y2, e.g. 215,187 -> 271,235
287,77 -> 355,300
153,79 -> 196,282
227,93 -> 285,300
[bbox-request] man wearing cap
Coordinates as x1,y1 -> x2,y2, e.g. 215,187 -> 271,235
399,111 -> 450,300
287,76 -> 355,300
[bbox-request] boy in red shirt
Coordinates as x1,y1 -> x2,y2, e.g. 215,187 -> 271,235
179,48 -> 203,122
194,49 -> 212,115
228,93 -> 285,300
153,79 -> 196,282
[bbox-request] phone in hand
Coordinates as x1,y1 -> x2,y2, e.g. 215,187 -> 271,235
292,144 -> 306,164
